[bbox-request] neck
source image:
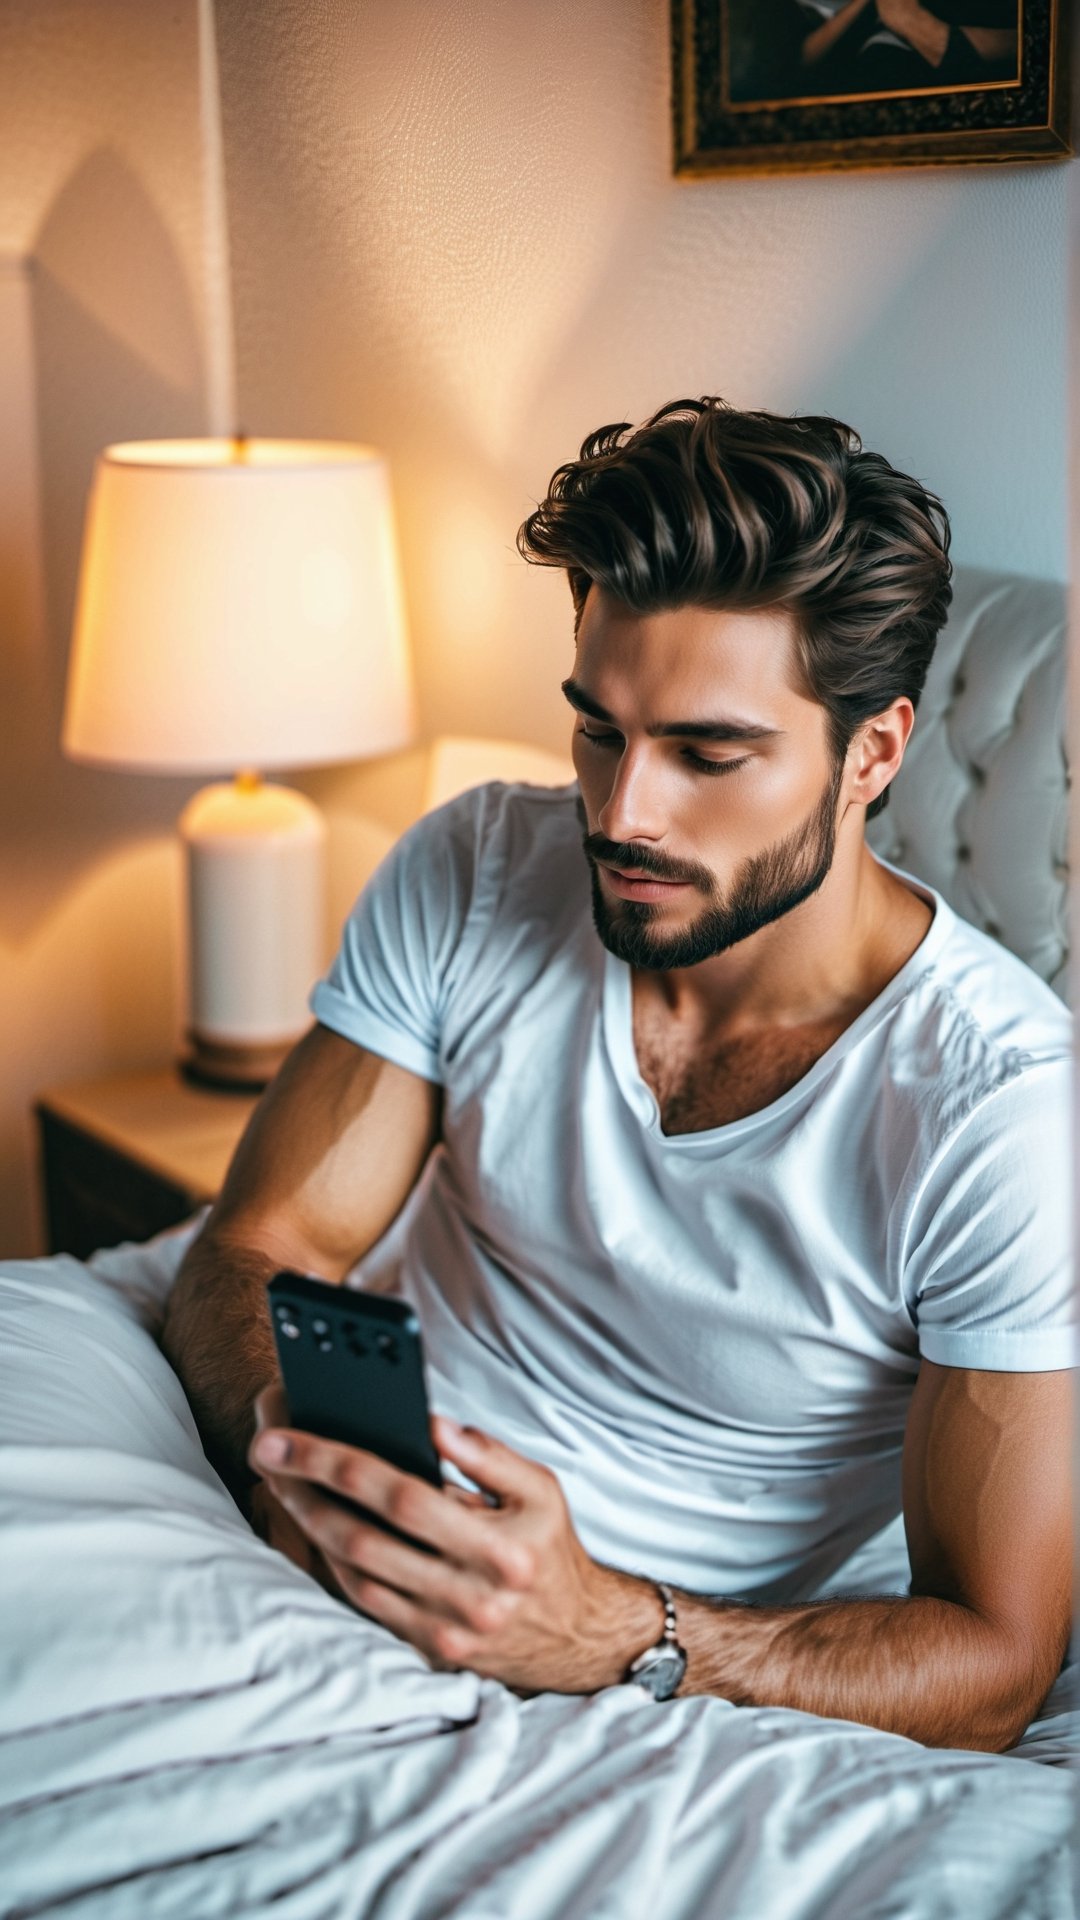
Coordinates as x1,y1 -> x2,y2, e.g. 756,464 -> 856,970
638,829 -> 932,1039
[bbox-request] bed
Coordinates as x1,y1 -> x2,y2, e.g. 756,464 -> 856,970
0,567 -> 1075,1919
0,1220 -> 1075,1920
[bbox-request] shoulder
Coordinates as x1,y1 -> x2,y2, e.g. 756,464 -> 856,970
457,777 -> 585,859
364,778 -> 582,903
876,894 -> 1068,1213
875,903 -> 1073,1364
888,895 -> 1070,1139
314,782 -> 586,1075
856,883 -> 1071,1226
381,778 -> 591,987
413,777 -> 587,917
412,781 -> 594,1062
403,778 -> 582,861
894,917 -> 1073,1362
895,906 -> 1060,1105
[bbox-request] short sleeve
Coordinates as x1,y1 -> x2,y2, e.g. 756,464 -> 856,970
310,791 -> 486,1084
904,1060 -> 1075,1372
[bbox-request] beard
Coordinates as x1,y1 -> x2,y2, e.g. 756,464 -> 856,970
580,759 -> 845,972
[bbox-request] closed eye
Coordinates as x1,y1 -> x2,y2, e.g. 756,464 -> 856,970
578,727 -> 749,778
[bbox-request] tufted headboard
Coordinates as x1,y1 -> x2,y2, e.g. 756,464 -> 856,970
867,566 -> 1069,1001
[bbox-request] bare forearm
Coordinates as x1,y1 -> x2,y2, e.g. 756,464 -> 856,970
160,1232 -> 280,1506
896,6 -> 948,65
961,26 -> 1015,62
875,0 -> 949,64
802,0 -> 874,65
673,1590 -> 1043,1751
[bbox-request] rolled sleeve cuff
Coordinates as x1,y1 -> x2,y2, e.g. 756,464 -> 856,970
309,983 -> 444,1086
918,1325 -> 1077,1372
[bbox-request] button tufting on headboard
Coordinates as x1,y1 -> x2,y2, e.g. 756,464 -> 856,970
866,566 -> 1068,1001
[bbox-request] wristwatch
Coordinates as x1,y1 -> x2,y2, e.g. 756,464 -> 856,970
626,1583 -> 687,1700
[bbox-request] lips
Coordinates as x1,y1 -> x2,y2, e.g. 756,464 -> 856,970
601,864 -> 691,901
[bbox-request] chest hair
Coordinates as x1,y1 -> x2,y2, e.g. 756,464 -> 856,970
632,1002 -> 850,1135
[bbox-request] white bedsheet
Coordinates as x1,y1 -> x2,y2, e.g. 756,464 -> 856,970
0,1225 -> 1074,1920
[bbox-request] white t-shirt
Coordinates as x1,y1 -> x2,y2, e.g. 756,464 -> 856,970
311,782 -> 1073,1602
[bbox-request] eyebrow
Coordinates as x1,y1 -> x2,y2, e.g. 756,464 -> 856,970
560,678 -> 782,744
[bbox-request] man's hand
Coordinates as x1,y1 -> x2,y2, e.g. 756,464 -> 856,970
248,1386 -> 657,1694
250,1478 -> 345,1595
247,1362 -> 1070,1745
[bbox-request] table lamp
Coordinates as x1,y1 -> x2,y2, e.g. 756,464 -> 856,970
62,437 -> 415,1089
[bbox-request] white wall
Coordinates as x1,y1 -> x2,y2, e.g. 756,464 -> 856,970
216,0 -> 1069,777
0,0 -> 218,1254
0,0 -> 1072,1252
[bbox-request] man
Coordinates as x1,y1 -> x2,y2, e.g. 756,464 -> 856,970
735,0 -> 1018,100
161,397 -> 1072,1753
823,0 -> 1019,86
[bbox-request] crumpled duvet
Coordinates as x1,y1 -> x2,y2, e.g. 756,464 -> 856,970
0,1227 -> 1074,1920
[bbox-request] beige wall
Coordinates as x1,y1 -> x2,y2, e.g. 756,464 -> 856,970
0,0 -> 1072,1252
216,1 -> 1069,635
1,1 -> 214,1254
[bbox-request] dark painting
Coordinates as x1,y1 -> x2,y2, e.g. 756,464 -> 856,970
673,0 -> 1070,172
727,2 -> 1020,107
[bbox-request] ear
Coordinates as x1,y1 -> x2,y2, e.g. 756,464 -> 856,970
846,699 -> 915,811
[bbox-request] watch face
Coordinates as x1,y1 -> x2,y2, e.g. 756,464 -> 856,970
634,1647 -> 687,1701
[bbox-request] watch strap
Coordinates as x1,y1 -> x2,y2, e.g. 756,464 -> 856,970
626,1581 -> 688,1699
656,1582 -> 678,1647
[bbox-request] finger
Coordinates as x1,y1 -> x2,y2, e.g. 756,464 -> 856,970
252,1478 -> 340,1593
269,1474 -> 486,1622
251,1428 -> 492,1566
433,1418 -> 553,1506
334,1569 -> 480,1673
252,1381 -> 289,1437
444,1485 -> 489,1510
266,1498 -> 321,1573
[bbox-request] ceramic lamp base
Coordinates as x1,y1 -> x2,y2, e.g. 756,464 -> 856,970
178,774 -> 326,1091
180,1032 -> 295,1092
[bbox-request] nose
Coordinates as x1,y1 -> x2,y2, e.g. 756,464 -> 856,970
595,748 -> 666,847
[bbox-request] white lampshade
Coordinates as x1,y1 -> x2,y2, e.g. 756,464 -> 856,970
63,438 -> 415,773
62,436 -> 417,1089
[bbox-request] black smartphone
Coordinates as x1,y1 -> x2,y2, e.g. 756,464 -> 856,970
266,1271 -> 443,1490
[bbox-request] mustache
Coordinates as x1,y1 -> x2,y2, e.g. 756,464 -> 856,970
581,831 -> 713,892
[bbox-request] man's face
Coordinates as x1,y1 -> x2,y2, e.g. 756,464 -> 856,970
567,588 -> 847,972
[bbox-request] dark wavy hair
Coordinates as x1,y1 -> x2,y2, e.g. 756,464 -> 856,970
517,396 -> 952,818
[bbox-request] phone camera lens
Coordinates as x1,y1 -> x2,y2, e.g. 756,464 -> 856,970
317,1336 -> 333,1352
312,1318 -> 330,1336
376,1332 -> 400,1364
280,1320 -> 301,1339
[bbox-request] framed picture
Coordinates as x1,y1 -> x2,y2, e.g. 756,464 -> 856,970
672,1 -> 1071,174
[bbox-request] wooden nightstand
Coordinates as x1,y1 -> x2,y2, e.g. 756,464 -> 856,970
35,1071 -> 258,1259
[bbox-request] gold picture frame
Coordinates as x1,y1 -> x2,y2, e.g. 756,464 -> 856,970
673,0 -> 1072,175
